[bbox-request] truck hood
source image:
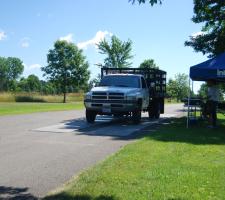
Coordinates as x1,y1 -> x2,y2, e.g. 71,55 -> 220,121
91,86 -> 140,94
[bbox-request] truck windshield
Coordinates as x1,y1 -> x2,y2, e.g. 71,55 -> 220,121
99,75 -> 140,88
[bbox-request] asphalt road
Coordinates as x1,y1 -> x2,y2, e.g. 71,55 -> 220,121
0,104 -> 184,199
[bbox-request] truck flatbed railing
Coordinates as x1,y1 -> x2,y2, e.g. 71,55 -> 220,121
101,67 -> 166,98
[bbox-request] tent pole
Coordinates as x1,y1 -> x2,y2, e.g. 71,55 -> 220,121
187,78 -> 191,128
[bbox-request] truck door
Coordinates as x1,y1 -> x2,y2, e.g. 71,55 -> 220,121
141,77 -> 149,108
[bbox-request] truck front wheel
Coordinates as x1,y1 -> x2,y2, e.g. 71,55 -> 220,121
86,110 -> 96,123
132,110 -> 141,124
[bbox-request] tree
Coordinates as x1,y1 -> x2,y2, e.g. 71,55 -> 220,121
167,73 -> 189,102
97,35 -> 133,68
42,40 -> 90,103
198,83 -> 224,101
26,75 -> 41,92
0,57 -> 8,91
166,79 -> 177,100
17,77 -> 27,92
0,57 -> 24,91
139,59 -> 159,69
185,0 -> 225,57
198,83 -> 208,99
39,80 -> 57,95
17,75 -> 41,92
88,74 -> 101,90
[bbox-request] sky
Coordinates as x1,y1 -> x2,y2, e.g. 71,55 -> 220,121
0,0 -> 207,92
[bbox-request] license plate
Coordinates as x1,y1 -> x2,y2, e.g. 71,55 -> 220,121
102,107 -> 111,113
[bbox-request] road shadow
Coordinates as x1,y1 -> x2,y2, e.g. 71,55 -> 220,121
44,192 -> 116,200
0,186 -> 38,200
33,114 -> 166,140
61,116 -> 122,132
145,117 -> 225,145
62,116 -> 161,140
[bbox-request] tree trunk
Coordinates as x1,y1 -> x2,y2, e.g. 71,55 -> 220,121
63,73 -> 67,103
63,92 -> 66,103
63,80 -> 67,103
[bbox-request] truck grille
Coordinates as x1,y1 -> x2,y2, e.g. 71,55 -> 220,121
92,92 -> 124,100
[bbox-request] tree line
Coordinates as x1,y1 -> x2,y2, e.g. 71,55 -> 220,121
0,58 -> 82,95
0,34 -> 220,103
0,36 -> 164,103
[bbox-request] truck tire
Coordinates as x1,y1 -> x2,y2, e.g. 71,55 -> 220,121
154,103 -> 160,119
148,110 -> 154,119
132,110 -> 141,124
132,99 -> 142,124
113,113 -> 123,118
86,109 -> 96,123
148,104 -> 154,119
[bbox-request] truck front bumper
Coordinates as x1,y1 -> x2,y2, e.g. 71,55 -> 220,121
84,99 -> 139,114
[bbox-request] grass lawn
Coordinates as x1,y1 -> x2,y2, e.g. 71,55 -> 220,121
0,102 -> 84,116
45,115 -> 225,200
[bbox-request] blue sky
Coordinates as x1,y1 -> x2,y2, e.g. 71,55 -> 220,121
0,0 -> 206,91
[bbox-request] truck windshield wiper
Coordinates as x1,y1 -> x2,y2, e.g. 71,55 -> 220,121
114,85 -> 129,87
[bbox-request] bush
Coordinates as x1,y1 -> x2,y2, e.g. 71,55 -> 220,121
15,96 -> 46,102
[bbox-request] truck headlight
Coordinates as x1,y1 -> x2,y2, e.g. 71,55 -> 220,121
126,96 -> 136,101
84,93 -> 92,100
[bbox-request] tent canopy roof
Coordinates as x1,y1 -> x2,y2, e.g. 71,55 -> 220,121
190,52 -> 225,82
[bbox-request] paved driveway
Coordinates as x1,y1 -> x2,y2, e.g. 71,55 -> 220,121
0,104 -> 183,199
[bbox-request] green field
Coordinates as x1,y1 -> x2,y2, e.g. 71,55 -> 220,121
0,102 -> 84,116
45,115 -> 225,200
0,92 -> 84,116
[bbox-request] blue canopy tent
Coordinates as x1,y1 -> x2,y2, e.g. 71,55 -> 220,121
187,52 -> 225,128
190,52 -> 225,82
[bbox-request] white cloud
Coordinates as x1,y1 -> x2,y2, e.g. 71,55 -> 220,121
0,31 -> 7,41
191,31 -> 205,39
21,37 -> 30,48
23,63 -> 41,70
77,30 -> 113,49
29,64 -> 41,70
59,33 -> 74,43
21,41 -> 29,48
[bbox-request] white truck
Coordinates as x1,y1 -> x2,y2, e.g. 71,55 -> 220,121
84,68 -> 166,123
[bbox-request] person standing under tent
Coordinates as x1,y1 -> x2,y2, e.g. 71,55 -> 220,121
207,80 -> 219,128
